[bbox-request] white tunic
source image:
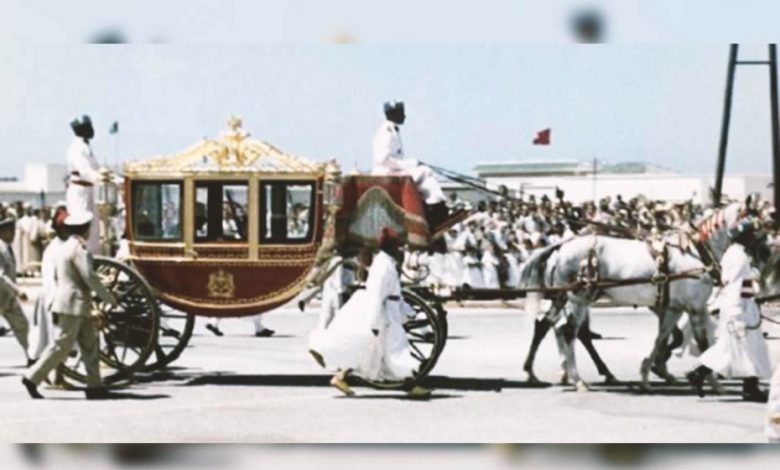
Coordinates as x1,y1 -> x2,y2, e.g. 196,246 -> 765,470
505,253 -> 520,288
372,120 -> 409,174
317,256 -> 355,330
462,253 -> 484,288
29,237 -> 64,360
442,232 -> 464,288
65,137 -> 100,253
16,214 -> 34,274
371,121 -> 445,204
309,251 -> 417,381
699,244 -> 772,379
481,251 -> 500,288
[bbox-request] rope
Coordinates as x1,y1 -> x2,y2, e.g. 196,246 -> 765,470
425,162 -> 507,199
760,313 -> 780,326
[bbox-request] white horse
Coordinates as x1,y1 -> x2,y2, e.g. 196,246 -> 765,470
519,201 -> 750,391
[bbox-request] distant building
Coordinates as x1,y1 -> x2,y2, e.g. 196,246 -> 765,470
469,159 -> 772,204
0,163 -> 68,207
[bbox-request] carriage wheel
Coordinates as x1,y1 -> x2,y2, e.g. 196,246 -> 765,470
142,305 -> 195,371
60,256 -> 159,385
354,288 -> 447,390
401,258 -> 430,284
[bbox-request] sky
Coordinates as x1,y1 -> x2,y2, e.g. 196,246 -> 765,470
1,43 -> 777,178
0,2 -> 779,179
3,0 -> 780,44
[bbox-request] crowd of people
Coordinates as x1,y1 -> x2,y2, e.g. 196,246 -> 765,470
411,190 -> 779,292
0,201 -> 59,279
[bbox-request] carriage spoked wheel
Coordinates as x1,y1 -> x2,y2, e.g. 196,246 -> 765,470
354,288 -> 448,390
142,303 -> 195,371
59,256 -> 159,386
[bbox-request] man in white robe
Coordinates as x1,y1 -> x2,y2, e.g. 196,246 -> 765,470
481,244 -> 500,289
442,227 -> 464,289
66,115 -> 101,254
308,228 -> 430,398
317,255 -> 356,330
16,206 -> 35,276
372,101 -> 462,237
462,246 -> 484,289
29,206 -> 68,363
687,221 -> 771,402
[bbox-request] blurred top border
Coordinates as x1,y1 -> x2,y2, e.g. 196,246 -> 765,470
1,0 -> 778,45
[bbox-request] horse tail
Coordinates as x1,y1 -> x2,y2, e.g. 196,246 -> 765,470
520,242 -> 564,320
520,241 -> 564,289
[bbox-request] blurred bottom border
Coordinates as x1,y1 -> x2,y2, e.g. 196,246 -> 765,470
5,444 -> 780,469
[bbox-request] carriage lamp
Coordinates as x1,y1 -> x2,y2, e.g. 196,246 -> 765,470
323,159 -> 342,213
95,167 -> 119,256
96,167 -> 118,207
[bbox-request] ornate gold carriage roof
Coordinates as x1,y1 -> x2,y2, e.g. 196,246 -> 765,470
123,117 -> 326,177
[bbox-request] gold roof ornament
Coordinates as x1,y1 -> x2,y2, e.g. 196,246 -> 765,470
124,117 -> 325,177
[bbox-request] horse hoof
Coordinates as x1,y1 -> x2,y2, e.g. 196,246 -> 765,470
664,375 -> 678,385
638,381 -> 651,393
526,373 -> 541,385
576,381 -> 590,393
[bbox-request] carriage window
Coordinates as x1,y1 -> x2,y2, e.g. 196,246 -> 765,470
261,182 -> 315,243
132,183 -> 182,241
194,182 -> 249,242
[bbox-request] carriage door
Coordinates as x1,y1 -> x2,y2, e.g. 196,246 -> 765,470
193,181 -> 249,242
260,181 -> 315,244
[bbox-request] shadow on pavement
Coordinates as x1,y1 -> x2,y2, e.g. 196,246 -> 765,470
336,393 -> 458,401
420,376 -> 552,392
46,391 -> 170,400
578,379 -> 746,397
190,334 -> 295,339
101,391 -> 171,400
182,373 -> 551,393
246,334 -> 296,339
185,374 -> 333,387
129,367 -> 207,385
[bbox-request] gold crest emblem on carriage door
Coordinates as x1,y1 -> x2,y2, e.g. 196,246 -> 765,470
207,269 -> 236,298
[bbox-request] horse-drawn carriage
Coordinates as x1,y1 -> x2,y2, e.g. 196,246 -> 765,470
61,117 -> 771,393
60,118 -> 449,389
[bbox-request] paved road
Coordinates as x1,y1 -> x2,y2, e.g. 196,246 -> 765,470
0,304 -> 778,443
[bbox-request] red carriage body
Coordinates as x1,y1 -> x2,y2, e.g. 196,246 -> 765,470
122,120 -> 432,318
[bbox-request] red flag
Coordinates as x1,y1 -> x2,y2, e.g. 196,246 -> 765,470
533,128 -> 551,145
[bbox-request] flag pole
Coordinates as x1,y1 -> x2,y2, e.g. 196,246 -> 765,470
115,130 -> 119,170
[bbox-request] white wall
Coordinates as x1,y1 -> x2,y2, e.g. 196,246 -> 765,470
0,163 -> 68,207
483,173 -> 773,204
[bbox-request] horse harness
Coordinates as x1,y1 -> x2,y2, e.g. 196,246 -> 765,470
569,234 -> 716,311
648,235 -> 672,311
